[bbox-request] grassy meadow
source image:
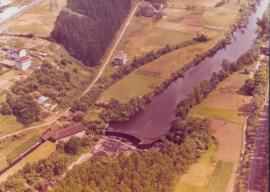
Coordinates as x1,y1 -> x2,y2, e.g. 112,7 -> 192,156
0,115 -> 23,135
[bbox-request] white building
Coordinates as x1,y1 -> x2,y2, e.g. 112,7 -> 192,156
37,96 -> 49,105
16,56 -> 32,71
37,95 -> 58,112
111,51 -> 128,65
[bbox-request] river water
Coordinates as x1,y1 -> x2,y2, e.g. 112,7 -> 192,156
109,0 -> 269,145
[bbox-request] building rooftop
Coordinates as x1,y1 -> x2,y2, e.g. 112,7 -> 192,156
49,124 -> 85,142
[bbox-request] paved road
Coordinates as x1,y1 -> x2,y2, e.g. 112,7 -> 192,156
247,96 -> 269,192
0,2 -> 140,141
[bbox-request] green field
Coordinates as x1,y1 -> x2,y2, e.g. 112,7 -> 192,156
173,147 -> 233,192
191,106 -> 242,124
6,135 -> 40,164
190,71 -> 250,125
144,28 -> 194,47
100,72 -> 157,103
0,115 -> 23,135
173,144 -> 218,192
203,8 -> 237,29
0,129 -> 42,170
206,161 -> 234,192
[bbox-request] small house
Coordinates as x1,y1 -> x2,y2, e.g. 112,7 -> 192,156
48,124 -> 85,142
37,95 -> 58,112
139,1 -> 163,17
16,56 -> 32,71
139,1 -> 155,17
6,48 -> 27,60
112,51 -> 128,65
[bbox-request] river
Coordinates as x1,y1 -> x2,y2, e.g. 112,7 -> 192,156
109,0 -> 269,146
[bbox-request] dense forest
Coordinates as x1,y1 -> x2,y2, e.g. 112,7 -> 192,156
51,0 -> 131,66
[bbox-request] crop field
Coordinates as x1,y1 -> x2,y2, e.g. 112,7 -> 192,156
2,0 -> 67,37
173,144 -> 218,192
114,0 -> 241,60
0,129 -> 41,170
191,71 -> 251,124
206,161 -> 234,192
174,71 -> 251,192
6,135 -> 40,164
176,70 -> 252,192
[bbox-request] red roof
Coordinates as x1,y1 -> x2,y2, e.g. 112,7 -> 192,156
49,124 -> 84,142
17,56 -> 31,62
